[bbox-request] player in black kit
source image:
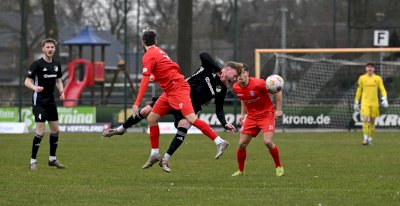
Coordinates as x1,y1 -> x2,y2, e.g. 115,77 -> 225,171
103,52 -> 243,172
25,38 -> 65,170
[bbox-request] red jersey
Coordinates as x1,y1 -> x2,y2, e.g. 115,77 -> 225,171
233,77 -> 275,118
142,46 -> 185,93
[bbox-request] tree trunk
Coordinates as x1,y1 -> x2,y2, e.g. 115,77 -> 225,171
177,0 -> 192,78
42,0 -> 59,59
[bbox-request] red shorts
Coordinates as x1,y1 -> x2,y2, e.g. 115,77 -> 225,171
151,82 -> 194,117
240,115 -> 275,137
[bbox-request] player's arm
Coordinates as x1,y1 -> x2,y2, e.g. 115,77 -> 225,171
200,52 -> 221,73
274,91 -> 283,119
215,92 -> 236,132
354,77 -> 363,111
133,57 -> 155,112
55,78 -> 65,100
24,63 -> 43,92
378,76 -> 388,108
239,100 -> 247,125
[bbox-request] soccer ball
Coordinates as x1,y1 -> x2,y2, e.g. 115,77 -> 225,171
266,74 -> 284,94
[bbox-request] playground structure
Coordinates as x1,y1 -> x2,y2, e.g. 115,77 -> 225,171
62,26 -> 136,106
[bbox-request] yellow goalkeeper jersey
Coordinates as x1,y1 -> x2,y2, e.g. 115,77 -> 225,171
355,73 -> 387,107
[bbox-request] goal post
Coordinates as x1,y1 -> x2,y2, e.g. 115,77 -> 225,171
255,47 -> 400,130
255,47 -> 400,78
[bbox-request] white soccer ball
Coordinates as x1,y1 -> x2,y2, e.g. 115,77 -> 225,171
266,74 -> 284,94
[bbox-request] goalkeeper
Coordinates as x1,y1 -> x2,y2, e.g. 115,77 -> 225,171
354,63 -> 388,145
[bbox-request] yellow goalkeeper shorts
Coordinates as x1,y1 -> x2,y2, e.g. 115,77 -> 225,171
361,105 -> 380,118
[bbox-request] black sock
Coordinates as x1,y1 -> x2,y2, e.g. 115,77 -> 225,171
123,109 -> 144,128
49,133 -> 59,157
166,127 -> 188,156
31,134 -> 43,159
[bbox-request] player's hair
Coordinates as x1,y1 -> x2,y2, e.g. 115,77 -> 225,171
41,38 -> 58,47
142,28 -> 157,46
224,61 -> 244,75
365,62 -> 375,68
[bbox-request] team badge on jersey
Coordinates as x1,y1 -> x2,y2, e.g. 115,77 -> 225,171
250,91 -> 255,96
54,66 -> 58,72
216,85 -> 222,93
43,68 -> 47,71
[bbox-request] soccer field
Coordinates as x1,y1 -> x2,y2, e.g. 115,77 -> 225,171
1,131 -> 399,205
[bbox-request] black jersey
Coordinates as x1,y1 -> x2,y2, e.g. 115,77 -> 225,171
187,52 -> 228,126
26,58 -> 62,106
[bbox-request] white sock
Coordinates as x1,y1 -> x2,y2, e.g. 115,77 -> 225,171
117,125 -> 125,133
368,137 -> 373,143
163,153 -> 171,161
30,159 -> 37,164
49,156 -> 56,161
151,149 -> 159,156
214,137 -> 224,145
363,135 -> 368,141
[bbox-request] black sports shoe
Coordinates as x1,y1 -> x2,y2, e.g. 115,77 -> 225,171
48,160 -> 65,169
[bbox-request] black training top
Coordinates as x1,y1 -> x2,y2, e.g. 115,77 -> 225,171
187,52 -> 228,126
26,57 -> 62,106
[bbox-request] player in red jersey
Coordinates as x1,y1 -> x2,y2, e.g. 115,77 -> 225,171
134,29 -> 230,168
231,65 -> 284,177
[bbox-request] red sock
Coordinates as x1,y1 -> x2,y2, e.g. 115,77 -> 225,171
269,146 -> 282,168
149,125 -> 160,149
237,149 -> 246,172
192,119 -> 218,140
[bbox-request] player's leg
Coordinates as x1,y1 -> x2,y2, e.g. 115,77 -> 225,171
185,113 -> 230,159
360,105 -> 371,145
46,104 -> 64,169
232,133 -> 252,176
29,106 -> 46,170
142,94 -> 171,169
160,118 -> 191,173
263,131 -> 283,176
103,104 -> 153,137
368,106 -> 379,144
260,116 -> 283,176
30,122 -> 45,170
48,120 -> 65,169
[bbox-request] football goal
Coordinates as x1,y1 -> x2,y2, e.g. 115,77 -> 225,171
255,48 -> 400,130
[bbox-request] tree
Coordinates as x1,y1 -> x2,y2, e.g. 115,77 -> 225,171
177,0 -> 192,77
42,0 -> 59,58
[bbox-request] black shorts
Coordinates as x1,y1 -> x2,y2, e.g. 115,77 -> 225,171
149,97 -> 201,128
33,103 -> 59,122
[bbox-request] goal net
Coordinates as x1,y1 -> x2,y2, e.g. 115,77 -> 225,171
255,48 -> 400,130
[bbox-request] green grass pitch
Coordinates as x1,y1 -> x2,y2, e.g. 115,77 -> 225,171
0,131 -> 399,205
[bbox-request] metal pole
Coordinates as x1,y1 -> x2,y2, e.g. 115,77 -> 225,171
333,0 -> 337,48
19,0 -> 26,122
135,0 -> 140,90
280,7 -> 288,81
123,0 -> 128,120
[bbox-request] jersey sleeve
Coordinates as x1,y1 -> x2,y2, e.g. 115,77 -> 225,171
378,76 -> 387,98
214,88 -> 228,126
26,61 -> 37,79
200,52 -> 221,73
142,54 -> 155,76
355,76 -> 363,102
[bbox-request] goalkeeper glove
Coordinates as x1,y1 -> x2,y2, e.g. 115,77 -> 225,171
353,101 -> 360,112
381,97 -> 389,108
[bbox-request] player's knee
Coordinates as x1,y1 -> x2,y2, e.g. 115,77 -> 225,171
147,113 -> 159,126
264,141 -> 274,149
177,120 -> 191,129
184,114 -> 197,124
140,106 -> 152,118
238,143 -> 247,150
